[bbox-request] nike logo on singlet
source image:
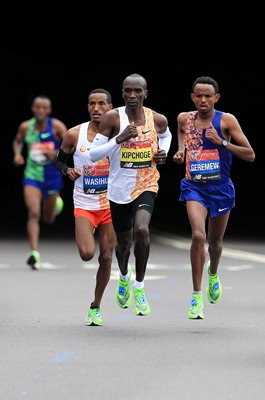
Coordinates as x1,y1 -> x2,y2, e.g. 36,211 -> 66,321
40,132 -> 51,139
142,130 -> 150,134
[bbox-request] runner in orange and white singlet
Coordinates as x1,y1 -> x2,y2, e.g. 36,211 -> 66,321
106,105 -> 160,203
89,73 -> 172,317
55,89 -> 116,326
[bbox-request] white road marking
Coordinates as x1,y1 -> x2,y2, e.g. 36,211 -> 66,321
225,264 -> 253,271
4,235 -> 260,273
40,262 -> 63,269
152,235 -> 265,264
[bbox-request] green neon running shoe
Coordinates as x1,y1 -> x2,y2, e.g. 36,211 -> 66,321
116,265 -> 132,309
206,261 -> 223,304
133,287 -> 151,316
187,293 -> 204,319
26,250 -> 41,270
55,196 -> 64,216
85,307 -> 103,326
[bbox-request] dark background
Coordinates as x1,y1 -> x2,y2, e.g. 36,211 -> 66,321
0,11 -> 263,241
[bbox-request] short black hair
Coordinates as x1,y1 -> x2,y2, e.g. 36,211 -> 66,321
32,94 -> 51,104
192,76 -> 219,93
123,73 -> 147,90
88,88 -> 112,103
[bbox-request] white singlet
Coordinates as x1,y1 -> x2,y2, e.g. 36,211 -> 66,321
73,122 -> 110,210
107,106 -> 160,204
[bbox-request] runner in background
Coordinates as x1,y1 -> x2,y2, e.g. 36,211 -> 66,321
13,95 -> 67,270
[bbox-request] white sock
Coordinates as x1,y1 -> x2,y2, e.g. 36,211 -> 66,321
133,280 -> 144,289
120,271 -> 130,281
193,291 -> 202,295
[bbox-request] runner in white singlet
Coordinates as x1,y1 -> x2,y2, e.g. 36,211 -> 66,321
55,89 -> 116,326
89,74 -> 172,317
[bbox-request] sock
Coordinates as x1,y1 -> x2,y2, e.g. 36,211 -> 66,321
120,271 -> 130,281
90,302 -> 99,309
209,270 -> 218,276
133,280 -> 144,289
193,291 -> 202,295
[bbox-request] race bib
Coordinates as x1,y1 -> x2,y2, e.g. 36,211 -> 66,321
83,164 -> 109,194
30,142 -> 55,165
120,138 -> 152,169
189,149 -> 221,182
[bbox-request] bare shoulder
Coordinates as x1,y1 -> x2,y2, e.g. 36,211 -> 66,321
98,108 -> 120,138
19,120 -> 29,133
66,124 -> 81,137
15,120 -> 29,140
221,112 -> 241,128
109,108 -> 119,114
101,108 -> 120,127
177,112 -> 189,123
104,108 -> 119,119
61,124 -> 81,149
222,112 -> 238,122
52,117 -> 67,131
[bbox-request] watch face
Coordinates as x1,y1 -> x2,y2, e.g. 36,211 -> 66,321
222,140 -> 228,147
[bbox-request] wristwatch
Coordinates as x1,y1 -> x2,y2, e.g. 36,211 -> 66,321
221,139 -> 228,147
62,167 -> 69,176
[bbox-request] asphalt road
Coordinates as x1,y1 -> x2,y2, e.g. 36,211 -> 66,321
1,233 -> 265,400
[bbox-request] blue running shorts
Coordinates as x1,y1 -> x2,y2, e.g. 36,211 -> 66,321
23,177 -> 63,199
179,178 -> 235,218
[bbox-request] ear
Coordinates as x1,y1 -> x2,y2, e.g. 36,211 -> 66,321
215,93 -> 220,102
144,89 -> 148,99
109,103 -> 113,110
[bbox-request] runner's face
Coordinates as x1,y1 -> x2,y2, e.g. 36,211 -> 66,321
191,84 -> 220,113
122,78 -> 147,108
31,98 -> 51,122
88,93 -> 112,123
